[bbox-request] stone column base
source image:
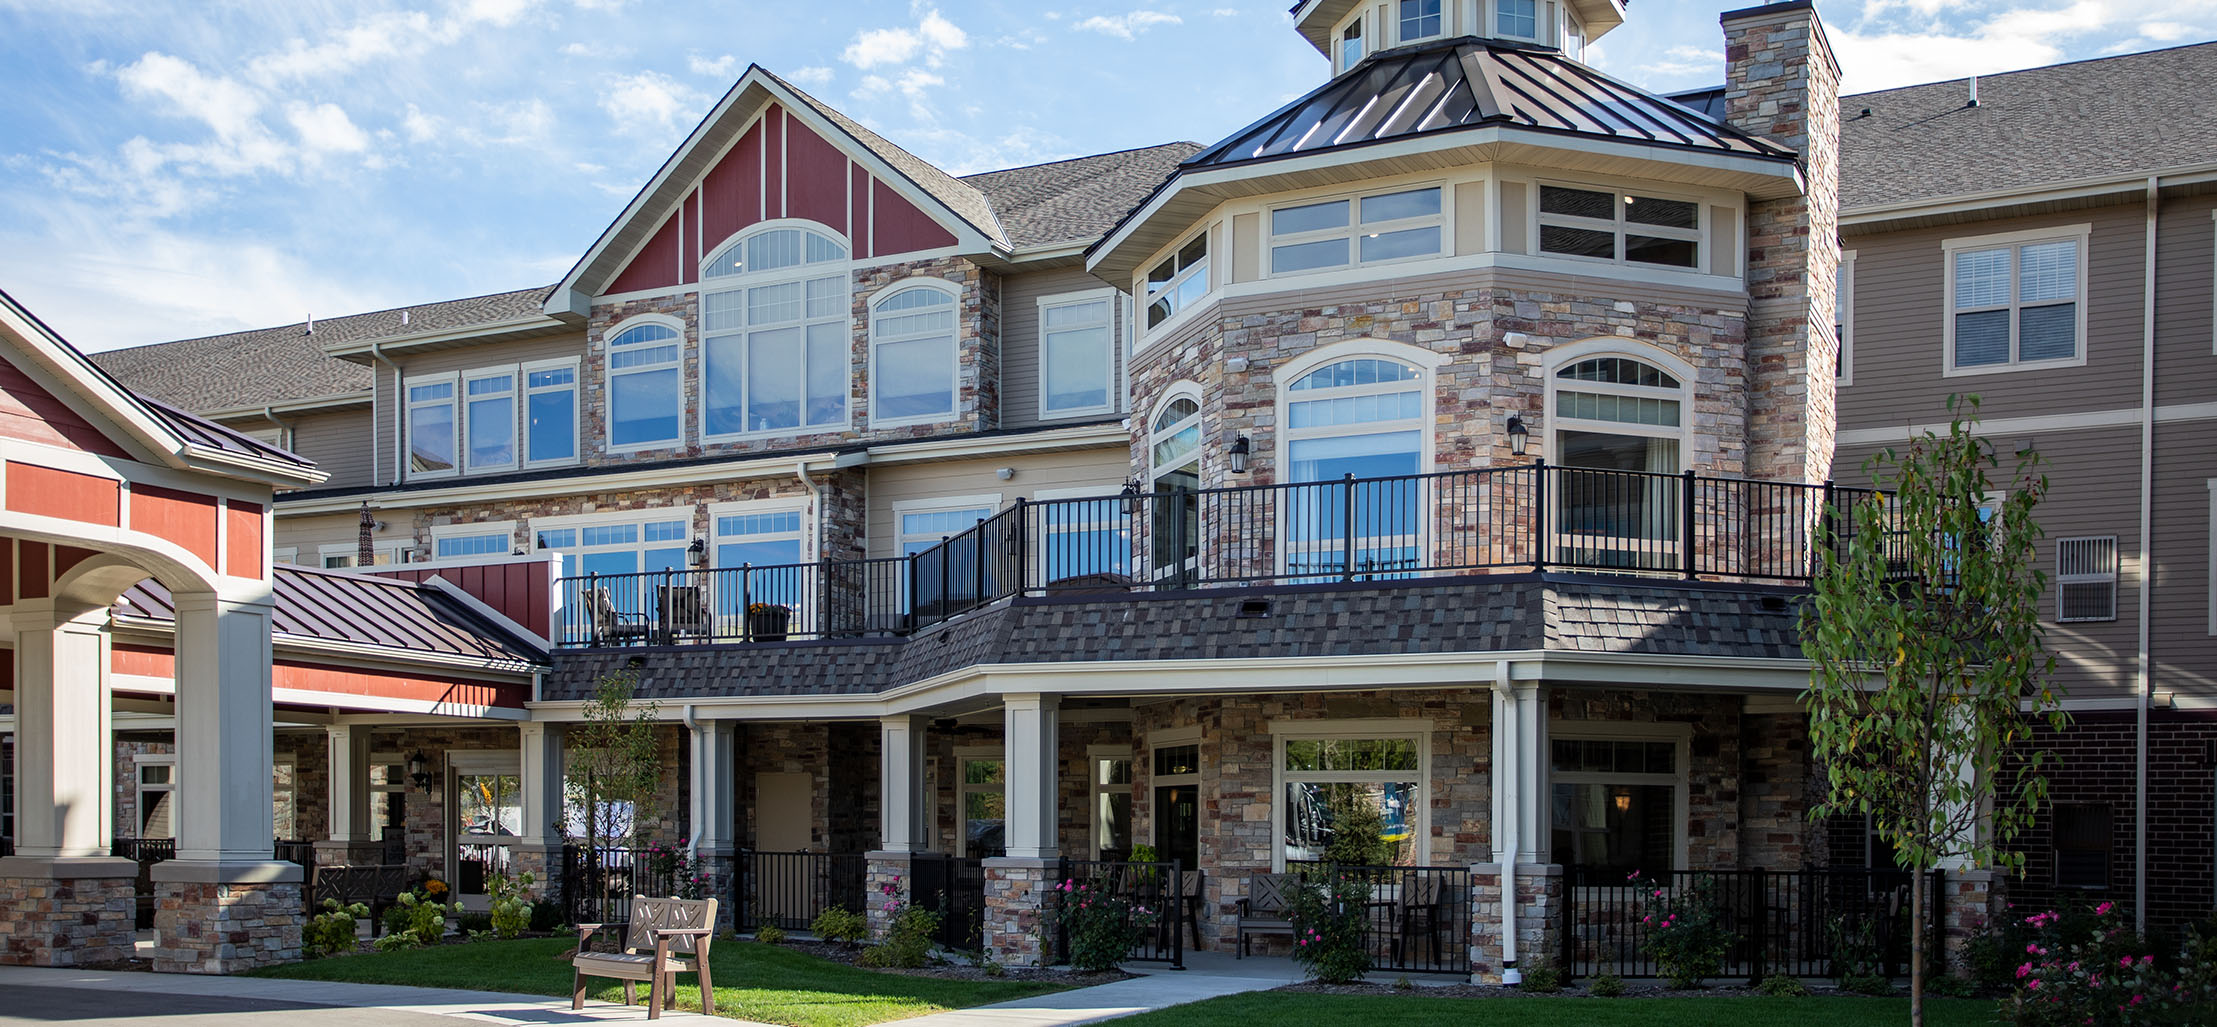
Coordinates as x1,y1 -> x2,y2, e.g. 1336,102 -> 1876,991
864,851 -> 919,941
982,856 -> 1055,968
509,842 -> 565,924
694,848 -> 735,933
151,860 -> 304,974
1469,863 -> 1563,984
0,856 -> 139,967
1940,868 -> 1999,979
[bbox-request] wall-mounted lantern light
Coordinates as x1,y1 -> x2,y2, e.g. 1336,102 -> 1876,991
408,750 -> 431,792
1506,414 -> 1531,457
1228,435 -> 1252,475
1120,479 -> 1143,517
687,537 -> 708,568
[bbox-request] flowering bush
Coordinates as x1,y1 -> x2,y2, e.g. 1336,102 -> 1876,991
2001,902 -> 2217,1026
644,840 -> 713,899
861,875 -> 941,969
487,870 -> 536,940
376,891 -> 450,951
1285,873 -> 1373,984
1632,872 -> 1732,989
745,603 -> 790,615
304,898 -> 369,958
1058,877 -> 1148,972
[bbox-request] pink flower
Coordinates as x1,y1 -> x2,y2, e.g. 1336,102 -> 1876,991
2140,955 -> 2155,967
2094,901 -> 2113,916
2122,956 -> 2136,968
2028,980 -> 2042,990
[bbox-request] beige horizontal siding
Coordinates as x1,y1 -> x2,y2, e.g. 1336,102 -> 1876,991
2153,193 -> 2217,410
999,268 -> 1126,431
865,448 -> 1131,560
285,408 -> 374,489
379,332 -> 590,483
2150,418 -> 2217,701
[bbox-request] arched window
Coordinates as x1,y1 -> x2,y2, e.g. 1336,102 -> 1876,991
1146,389 -> 1202,576
1279,352 -> 1429,577
606,319 -> 682,449
1546,349 -> 1693,567
869,283 -> 959,425
700,224 -> 850,438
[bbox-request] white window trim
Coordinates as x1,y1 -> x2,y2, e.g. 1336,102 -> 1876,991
953,744 -> 1005,858
603,313 -> 688,454
1087,744 -> 1134,859
1395,0 -> 1445,46
1532,178 -> 1706,272
1036,287 -> 1121,420
1137,224 -> 1214,350
1488,0 -> 1543,43
520,356 -> 581,469
1264,183 -> 1450,280
708,496 -> 816,569
1541,340 -> 1697,470
2054,534 -> 2119,624
273,755 -> 299,840
1031,484 -> 1133,586
273,546 -> 298,565
1267,717 -> 1434,871
867,277 -> 964,429
430,520 -> 519,560
1836,248 -> 1856,387
892,493 -> 1003,556
1147,384 -> 1205,488
403,370 -> 460,482
1548,720 -> 1692,877
1272,338 -> 1444,485
461,368 -> 521,475
1940,223 -> 2092,378
698,221 -> 854,443
134,753 -> 177,840
1333,7 -> 1368,73
317,540 -> 411,568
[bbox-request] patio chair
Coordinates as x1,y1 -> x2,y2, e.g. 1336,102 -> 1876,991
1234,873 -> 1296,958
572,895 -> 718,1021
1180,869 -> 1206,950
658,584 -> 709,644
589,586 -> 653,646
1391,872 -> 1450,968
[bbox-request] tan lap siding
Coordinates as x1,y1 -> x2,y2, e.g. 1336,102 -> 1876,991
865,448 -> 1131,560
2150,417 -> 2217,701
999,267 -> 1127,430
286,408 -> 374,489
2153,193 -> 2217,410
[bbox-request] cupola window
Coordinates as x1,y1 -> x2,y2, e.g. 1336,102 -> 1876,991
1398,0 -> 1442,43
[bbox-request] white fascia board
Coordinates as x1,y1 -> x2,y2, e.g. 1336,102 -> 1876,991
181,444 -> 327,487
202,391 -> 375,420
274,450 -> 846,515
1835,399 -> 2217,448
0,295 -> 199,472
858,421 -> 1129,465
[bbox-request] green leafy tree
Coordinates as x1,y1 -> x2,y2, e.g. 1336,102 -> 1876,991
1801,397 -> 2067,1026
567,673 -> 662,910
1321,786 -> 1391,868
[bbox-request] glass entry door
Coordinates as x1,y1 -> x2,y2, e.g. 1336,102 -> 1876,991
450,762 -> 521,910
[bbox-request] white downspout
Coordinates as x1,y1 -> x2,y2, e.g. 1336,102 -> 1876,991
684,703 -> 701,860
1494,660 -> 1521,985
2134,176 -> 2157,930
795,460 -> 823,558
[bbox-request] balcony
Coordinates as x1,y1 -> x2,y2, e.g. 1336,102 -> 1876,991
555,462 -> 1892,648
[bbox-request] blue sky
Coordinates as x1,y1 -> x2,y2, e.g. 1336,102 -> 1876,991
0,0 -> 2207,351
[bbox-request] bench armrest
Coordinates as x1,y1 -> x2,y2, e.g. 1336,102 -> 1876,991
650,927 -> 714,937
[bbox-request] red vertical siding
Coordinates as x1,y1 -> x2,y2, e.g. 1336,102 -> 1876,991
764,105 -> 786,221
853,164 -> 874,257
0,359 -> 130,458
225,500 -> 263,579
51,545 -> 93,578
787,117 -> 850,234
113,644 -> 173,677
872,179 -> 958,255
682,191 -> 702,284
367,559 -> 553,638
604,208 -> 686,295
701,119 -> 764,251
8,461 -> 120,527
0,540 -> 14,605
128,483 -> 217,566
19,542 -> 47,600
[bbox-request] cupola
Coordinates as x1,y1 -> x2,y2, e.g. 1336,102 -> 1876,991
1291,0 -> 1627,76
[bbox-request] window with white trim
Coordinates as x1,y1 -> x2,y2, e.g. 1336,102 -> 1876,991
1538,184 -> 1701,269
1550,735 -> 1683,885
523,359 -> 578,466
1144,232 -> 1209,330
712,502 -> 811,626
1270,186 -> 1444,275
1835,250 -> 1856,384
1397,0 -> 1441,42
1034,486 -> 1132,585
957,749 -> 1005,858
1494,0 -> 1538,40
135,755 -> 177,840
318,542 -> 407,568
1282,356 -> 1427,577
1339,17 -> 1364,67
2055,536 -> 2118,623
406,374 -> 457,477
1039,291 -> 1116,418
1152,735 -> 1200,870
869,283 -> 959,425
1089,747 -> 1134,860
1276,729 -> 1425,868
1945,229 -> 2086,373
1147,390 -> 1202,575
702,225 -> 851,438
433,529 -> 513,560
607,321 -> 683,449
463,370 -> 517,472
273,546 -> 298,565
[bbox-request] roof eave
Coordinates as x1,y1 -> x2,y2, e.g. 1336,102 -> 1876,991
1842,159 -> 2217,230
324,314 -> 571,361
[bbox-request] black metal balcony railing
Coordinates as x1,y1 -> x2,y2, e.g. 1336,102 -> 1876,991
556,462 -> 1893,647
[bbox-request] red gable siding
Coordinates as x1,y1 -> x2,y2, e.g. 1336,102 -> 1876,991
682,191 -> 701,285
129,483 -> 218,567
604,207 -> 686,295
8,461 -> 119,529
371,559 -> 552,640
872,178 -> 958,255
0,358 -> 130,458
788,114 -> 850,236
225,500 -> 263,579
764,106 -> 786,221
702,119 -> 764,247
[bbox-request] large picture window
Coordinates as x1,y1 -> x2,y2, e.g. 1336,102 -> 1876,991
1538,184 -> 1702,269
1551,735 -> 1683,885
1039,291 -> 1116,418
1277,731 -> 1423,868
870,283 -> 959,425
607,321 -> 683,449
702,225 -> 850,438
1281,355 -> 1426,577
1945,228 -> 2086,373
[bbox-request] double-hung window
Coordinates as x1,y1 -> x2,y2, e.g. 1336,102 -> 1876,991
607,321 -> 683,449
1144,233 -> 1209,329
702,226 -> 851,438
405,359 -> 578,480
1945,228 -> 2086,373
1039,291 -> 1116,418
1270,187 -> 1444,276
1397,0 -> 1441,42
1538,184 -> 1702,269
869,284 -> 959,425
406,375 -> 458,477
464,370 -> 517,472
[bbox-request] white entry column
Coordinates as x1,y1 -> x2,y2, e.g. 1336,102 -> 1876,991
878,714 -> 930,853
1474,672 -> 1560,984
515,720 -> 567,911
982,694 -> 1059,968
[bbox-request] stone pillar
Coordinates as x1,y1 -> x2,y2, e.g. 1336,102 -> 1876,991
515,720 -> 567,915
1721,0 -> 1842,486
981,858 -> 1054,968
153,590 -> 302,974
1940,868 -> 1999,978
983,696 -> 1059,965
0,602 -> 139,966
1469,863 -> 1564,984
864,850 -> 915,941
690,717 -> 737,931
1475,676 -> 1553,983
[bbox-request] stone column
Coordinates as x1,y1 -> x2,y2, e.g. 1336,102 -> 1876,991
690,717 -> 737,931
1940,868 -> 1999,979
867,715 -> 932,941
153,589 -> 303,974
1472,676 -> 1552,983
0,601 -> 138,966
1469,863 -> 1564,984
514,721 -> 567,916
983,695 -> 1059,966
313,724 -> 372,868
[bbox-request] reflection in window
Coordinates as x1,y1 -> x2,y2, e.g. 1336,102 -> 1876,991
1148,394 -> 1202,576
1040,497 -> 1131,585
1285,358 -> 1425,577
1550,738 -> 1678,885
871,286 -> 959,423
525,363 -> 577,464
1398,0 -> 1441,41
608,323 -> 683,448
1270,188 -> 1443,275
1092,754 -> 1133,860
407,379 -> 457,475
1496,0 -> 1538,39
1538,185 -> 1701,269
961,757 -> 1005,858
1145,234 -> 1209,328
1551,354 -> 1689,569
1340,19 -> 1363,65
1281,736 -> 1421,866
702,227 -> 850,436
1041,296 -> 1114,416
465,372 -> 516,470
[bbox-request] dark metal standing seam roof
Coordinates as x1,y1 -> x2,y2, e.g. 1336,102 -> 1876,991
1185,37 -> 1797,170
118,565 -> 546,666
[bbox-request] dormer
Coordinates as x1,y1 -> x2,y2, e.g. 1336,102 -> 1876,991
1295,0 -> 1628,75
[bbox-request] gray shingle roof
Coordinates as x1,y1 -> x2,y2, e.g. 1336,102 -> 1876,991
961,143 -> 1202,249
763,69 -> 1011,249
119,564 -> 546,666
1841,40 -> 2217,211
92,286 -> 550,412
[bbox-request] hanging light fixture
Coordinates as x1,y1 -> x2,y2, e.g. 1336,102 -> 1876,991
687,537 -> 708,568
1228,435 -> 1252,475
1506,414 -> 1531,457
1120,479 -> 1143,517
408,750 -> 431,792
1613,787 -> 1632,814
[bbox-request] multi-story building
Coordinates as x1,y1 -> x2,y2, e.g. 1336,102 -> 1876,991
2,0 -> 2208,978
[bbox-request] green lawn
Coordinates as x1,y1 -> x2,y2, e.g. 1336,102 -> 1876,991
252,937 -> 1062,1027
1111,991 -> 2000,1027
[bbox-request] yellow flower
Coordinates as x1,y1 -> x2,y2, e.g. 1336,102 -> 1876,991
424,879 -> 448,895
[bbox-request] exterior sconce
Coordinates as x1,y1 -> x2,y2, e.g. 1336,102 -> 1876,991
1120,479 -> 1143,517
1613,788 -> 1632,814
1228,435 -> 1252,475
1506,414 -> 1531,457
407,750 -> 431,792
687,537 -> 708,567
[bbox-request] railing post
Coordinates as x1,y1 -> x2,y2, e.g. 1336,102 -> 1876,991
740,564 -> 752,643
972,518 -> 985,608
1342,472 -> 1358,582
735,850 -> 749,932
1749,865 -> 1767,985
1013,498 -> 1031,595
1681,469 -> 1698,581
1531,460 -> 1548,573
1171,858 -> 1185,970
904,555 -> 918,633
1815,479 -> 1836,582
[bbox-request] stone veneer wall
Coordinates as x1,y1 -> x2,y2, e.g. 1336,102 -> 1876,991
1054,719 -> 1135,859
276,730 -> 329,843
112,734 -> 172,841
153,878 -> 303,973
1469,863 -> 1563,983
1737,710 -> 1818,869
0,863 -> 136,966
739,722 -> 831,849
827,723 -> 881,855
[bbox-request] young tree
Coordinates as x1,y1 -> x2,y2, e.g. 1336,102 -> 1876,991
1802,397 -> 2067,1026
566,673 -> 663,912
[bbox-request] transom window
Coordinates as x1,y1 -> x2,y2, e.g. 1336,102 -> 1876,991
1946,231 -> 2084,372
870,284 -> 959,425
1279,733 -> 1423,867
1538,185 -> 1702,269
1283,356 -> 1426,577
702,226 -> 850,437
1040,292 -> 1116,418
1551,736 -> 1682,885
607,322 -> 683,449
1270,187 -> 1444,275
541,514 -> 692,621
1397,0 -> 1441,42
1145,233 -> 1209,329
434,530 -> 511,559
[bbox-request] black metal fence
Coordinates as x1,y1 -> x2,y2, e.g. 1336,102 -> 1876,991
1053,859 -> 1191,968
733,850 -> 867,932
556,463 -> 1893,647
562,844 -> 677,926
1560,867 -> 1943,982
910,854 -> 987,952
274,839 -> 316,868
110,838 -> 175,929
1288,862 -> 1471,974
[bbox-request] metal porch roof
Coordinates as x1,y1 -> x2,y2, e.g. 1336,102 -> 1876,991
118,565 -> 546,667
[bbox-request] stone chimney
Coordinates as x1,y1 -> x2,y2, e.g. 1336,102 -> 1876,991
1721,0 -> 1841,485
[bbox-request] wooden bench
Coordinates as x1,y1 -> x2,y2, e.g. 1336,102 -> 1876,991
309,863 -> 410,933
572,895 -> 717,1020
1235,873 -> 1296,957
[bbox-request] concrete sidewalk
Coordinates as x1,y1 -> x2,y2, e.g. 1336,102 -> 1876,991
875,961 -> 1282,1027
0,965 -> 747,1026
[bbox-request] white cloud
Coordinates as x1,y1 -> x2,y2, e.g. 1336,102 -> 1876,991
560,42 -> 594,56
1212,7 -> 1239,16
1829,0 -> 2217,93
247,11 -> 431,85
285,101 -> 370,155
116,52 -> 264,144
788,65 -> 834,87
688,53 -> 737,77
1635,45 -> 1721,82
841,6 -> 967,68
1074,10 -> 1181,40
599,71 -> 704,134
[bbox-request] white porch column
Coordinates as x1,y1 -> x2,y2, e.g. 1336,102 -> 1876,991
878,714 -> 930,853
689,717 -> 736,857
324,724 -> 372,843
1002,694 -> 1060,860
1489,679 -> 1548,866
519,720 -> 567,850
170,590 -> 279,864
7,601 -> 112,858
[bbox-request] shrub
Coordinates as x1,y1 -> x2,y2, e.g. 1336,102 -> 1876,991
456,912 -> 495,935
304,898 -> 369,958
755,924 -> 786,945
1285,872 -> 1373,985
1588,972 -> 1626,998
1825,911 -> 1886,986
487,871 -> 536,939
1058,877 -> 1147,973
1841,972 -> 1893,996
860,878 -> 940,969
528,901 -> 566,933
1758,973 -> 1808,998
1633,872 -> 1731,989
1517,959 -> 1562,993
376,891 -> 450,950
1999,902 -> 2217,1027
643,842 -> 712,900
811,907 -> 868,945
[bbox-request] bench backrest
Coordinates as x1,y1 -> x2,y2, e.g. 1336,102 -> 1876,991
1248,873 -> 1295,914
620,895 -> 716,956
